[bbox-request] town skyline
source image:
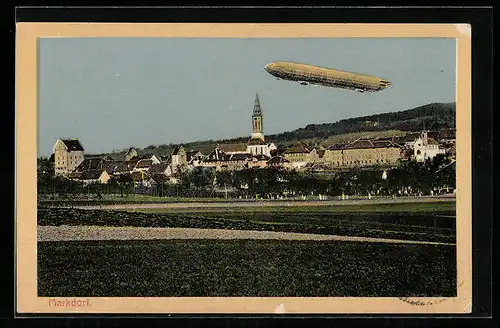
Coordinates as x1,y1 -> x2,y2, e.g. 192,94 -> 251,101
42,99 -> 455,158
38,37 -> 456,156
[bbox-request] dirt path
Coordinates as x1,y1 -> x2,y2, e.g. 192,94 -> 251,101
37,225 -> 455,246
73,196 -> 456,210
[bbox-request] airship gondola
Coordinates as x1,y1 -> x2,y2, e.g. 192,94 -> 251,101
265,61 -> 392,93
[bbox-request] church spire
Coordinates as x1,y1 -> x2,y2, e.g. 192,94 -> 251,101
253,93 -> 262,116
251,93 -> 264,141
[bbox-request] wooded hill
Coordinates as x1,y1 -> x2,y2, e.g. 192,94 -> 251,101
92,102 -> 455,160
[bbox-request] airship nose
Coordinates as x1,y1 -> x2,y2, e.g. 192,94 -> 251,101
380,80 -> 392,88
265,63 -> 274,72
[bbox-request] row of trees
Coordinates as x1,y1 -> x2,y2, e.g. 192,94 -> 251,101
177,154 -> 455,198
38,154 -> 455,200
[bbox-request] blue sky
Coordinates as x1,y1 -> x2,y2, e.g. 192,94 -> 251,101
38,37 -> 456,156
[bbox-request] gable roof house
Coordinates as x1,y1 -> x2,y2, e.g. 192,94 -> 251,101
73,158 -> 108,173
124,147 -> 138,161
186,150 -> 204,168
133,159 -> 154,172
201,147 -> 253,171
399,133 -> 421,149
52,138 -> 85,176
148,162 -> 173,177
201,148 -> 227,166
69,169 -> 111,185
134,153 -> 161,164
104,159 -> 141,176
283,142 -> 311,168
224,153 -> 253,171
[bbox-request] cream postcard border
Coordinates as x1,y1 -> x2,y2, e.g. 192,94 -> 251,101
15,23 -> 472,314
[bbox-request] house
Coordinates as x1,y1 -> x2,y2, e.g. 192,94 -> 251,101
248,154 -> 270,169
200,148 -> 253,171
398,133 -> 421,149
124,147 -> 138,161
73,158 -> 109,173
283,142 -> 311,168
323,138 -> 402,168
69,169 -> 111,185
200,148 -> 227,169
186,150 -> 204,168
134,153 -> 161,164
344,138 -> 401,167
171,145 -> 188,171
148,162 -> 173,177
105,159 -> 141,176
133,159 -> 154,172
323,144 -> 345,167
224,153 -> 253,171
52,139 -> 85,176
268,143 -> 278,156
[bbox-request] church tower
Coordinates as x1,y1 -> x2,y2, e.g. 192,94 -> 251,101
251,93 -> 265,141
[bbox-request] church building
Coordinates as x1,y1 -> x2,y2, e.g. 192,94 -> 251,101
246,93 -> 276,157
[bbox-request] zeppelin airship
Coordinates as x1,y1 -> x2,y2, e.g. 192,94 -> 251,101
264,61 -> 392,93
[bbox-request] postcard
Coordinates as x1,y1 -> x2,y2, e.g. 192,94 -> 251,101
16,22 -> 472,314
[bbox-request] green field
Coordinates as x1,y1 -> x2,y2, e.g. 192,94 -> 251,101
123,201 -> 456,214
38,239 -> 456,297
38,194 -> 230,205
38,202 -> 456,243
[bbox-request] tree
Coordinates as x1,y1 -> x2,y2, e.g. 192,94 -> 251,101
117,174 -> 133,197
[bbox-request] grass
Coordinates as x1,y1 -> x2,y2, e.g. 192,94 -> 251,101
38,194 -> 230,205
37,239 -> 456,297
38,193 -> 456,207
37,204 -> 456,243
123,201 -> 456,214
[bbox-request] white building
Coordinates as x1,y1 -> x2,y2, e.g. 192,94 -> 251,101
413,131 -> 446,162
52,139 -> 85,176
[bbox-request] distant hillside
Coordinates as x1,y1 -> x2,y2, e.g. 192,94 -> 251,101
267,102 -> 455,144
91,102 -> 455,159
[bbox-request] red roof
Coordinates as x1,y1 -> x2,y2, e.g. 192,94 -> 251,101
285,142 -> 310,154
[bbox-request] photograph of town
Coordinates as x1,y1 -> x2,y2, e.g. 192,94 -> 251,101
36,37 -> 457,299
